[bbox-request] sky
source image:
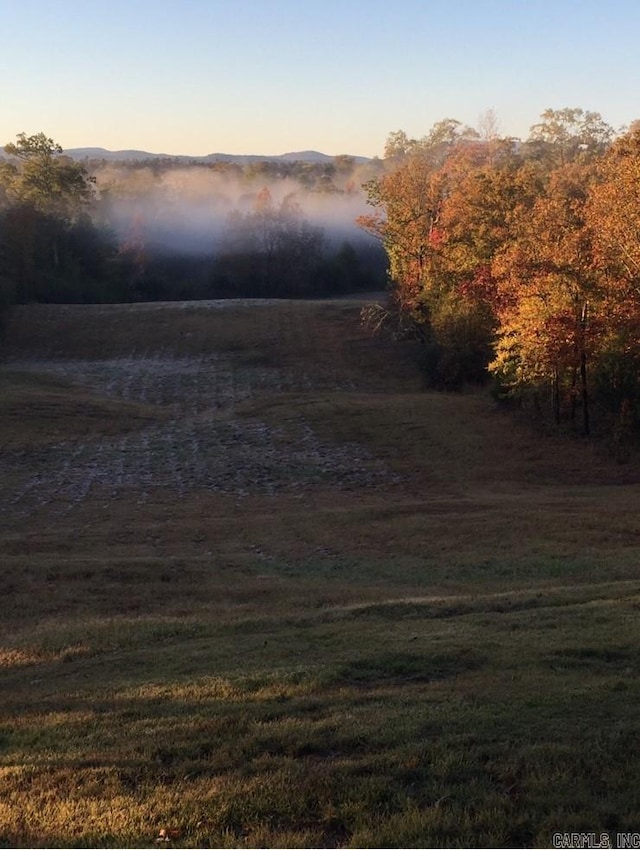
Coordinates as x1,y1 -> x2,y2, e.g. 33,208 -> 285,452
1,0 -> 639,158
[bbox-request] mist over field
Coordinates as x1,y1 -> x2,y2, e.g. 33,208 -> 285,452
0,139 -> 388,303
92,161 -> 381,256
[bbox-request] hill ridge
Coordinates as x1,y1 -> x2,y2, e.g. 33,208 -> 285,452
62,147 -> 372,165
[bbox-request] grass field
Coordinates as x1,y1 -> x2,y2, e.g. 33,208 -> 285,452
1,297 -> 639,848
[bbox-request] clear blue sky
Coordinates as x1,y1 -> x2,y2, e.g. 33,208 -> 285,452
1,0 -> 638,157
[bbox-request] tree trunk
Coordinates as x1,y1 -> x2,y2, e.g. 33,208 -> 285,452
580,302 -> 590,437
569,367 -> 578,423
553,368 -> 561,426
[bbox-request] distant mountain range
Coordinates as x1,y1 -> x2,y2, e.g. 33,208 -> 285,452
62,147 -> 371,165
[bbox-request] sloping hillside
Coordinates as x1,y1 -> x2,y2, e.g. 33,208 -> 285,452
1,298 -> 639,848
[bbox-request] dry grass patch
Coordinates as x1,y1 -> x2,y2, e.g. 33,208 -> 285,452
0,370 -> 161,449
1,298 -> 640,846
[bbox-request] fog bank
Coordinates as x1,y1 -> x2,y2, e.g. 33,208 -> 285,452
93,162 -> 381,256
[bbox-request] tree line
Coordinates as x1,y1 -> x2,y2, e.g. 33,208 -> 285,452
4,114 -> 640,442
0,133 -> 386,309
360,108 -> 640,442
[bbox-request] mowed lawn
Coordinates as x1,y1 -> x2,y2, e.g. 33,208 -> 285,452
1,299 -> 639,848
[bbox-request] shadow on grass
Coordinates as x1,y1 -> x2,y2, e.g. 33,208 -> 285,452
326,649 -> 486,687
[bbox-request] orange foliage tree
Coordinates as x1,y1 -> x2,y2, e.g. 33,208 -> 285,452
585,124 -> 640,427
361,109 -> 640,436
490,165 -> 601,434
359,124 -> 535,387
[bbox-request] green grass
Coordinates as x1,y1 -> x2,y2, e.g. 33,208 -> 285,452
0,298 -> 639,847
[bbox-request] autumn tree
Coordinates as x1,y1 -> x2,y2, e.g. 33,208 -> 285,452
361,108 -> 640,441
360,120 -> 525,386
585,123 -> 640,430
429,146 -> 544,385
490,164 -> 600,434
359,146 -> 446,313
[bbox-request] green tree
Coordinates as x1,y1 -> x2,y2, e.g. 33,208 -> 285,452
1,133 -> 97,301
526,108 -> 614,167
4,132 -> 94,218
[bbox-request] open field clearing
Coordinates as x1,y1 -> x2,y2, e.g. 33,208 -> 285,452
1,298 -> 640,848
